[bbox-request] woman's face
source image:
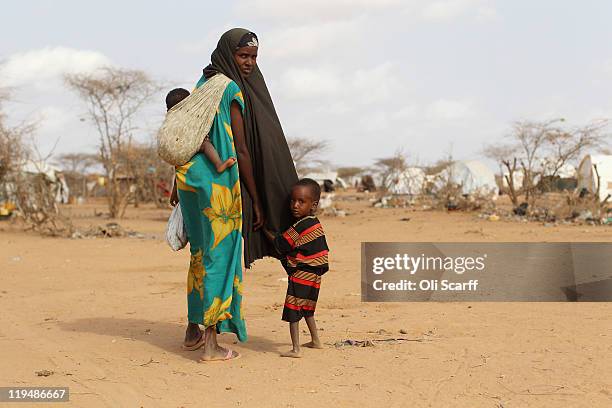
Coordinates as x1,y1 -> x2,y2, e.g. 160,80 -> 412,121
233,46 -> 258,77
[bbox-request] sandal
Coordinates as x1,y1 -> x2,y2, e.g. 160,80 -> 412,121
181,332 -> 205,351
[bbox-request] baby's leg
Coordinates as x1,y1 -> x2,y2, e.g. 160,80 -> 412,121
202,140 -> 236,173
302,316 -> 323,349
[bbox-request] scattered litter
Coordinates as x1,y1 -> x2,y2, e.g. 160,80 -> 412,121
513,202 -> 529,216
373,195 -> 413,209
399,217 -> 411,222
321,206 -> 350,217
139,358 -> 159,367
74,223 -> 147,239
488,214 -> 500,222
399,329 -> 408,334
35,370 -> 54,377
334,339 -> 376,348
333,336 -> 431,348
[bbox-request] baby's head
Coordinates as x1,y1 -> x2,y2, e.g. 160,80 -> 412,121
165,88 -> 190,111
290,178 -> 321,219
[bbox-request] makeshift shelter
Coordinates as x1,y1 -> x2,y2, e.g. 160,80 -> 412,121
576,155 -> 612,202
384,167 -> 426,195
301,170 -> 347,192
436,160 -> 498,196
21,161 -> 69,203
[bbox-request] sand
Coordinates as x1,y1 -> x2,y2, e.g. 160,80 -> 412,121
1,195 -> 611,407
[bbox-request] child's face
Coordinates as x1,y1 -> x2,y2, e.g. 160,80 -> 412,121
290,185 -> 318,219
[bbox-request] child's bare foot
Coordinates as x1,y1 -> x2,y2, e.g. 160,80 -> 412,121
280,349 -> 302,358
215,158 -> 237,173
302,340 -> 323,349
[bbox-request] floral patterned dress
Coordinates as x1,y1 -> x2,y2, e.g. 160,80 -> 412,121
176,76 -> 246,341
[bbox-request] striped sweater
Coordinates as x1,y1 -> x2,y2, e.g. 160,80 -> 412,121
273,215 -> 329,276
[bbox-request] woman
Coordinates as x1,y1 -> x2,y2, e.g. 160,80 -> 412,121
175,28 -> 298,361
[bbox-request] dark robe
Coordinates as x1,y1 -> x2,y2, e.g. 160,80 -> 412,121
203,28 -> 298,268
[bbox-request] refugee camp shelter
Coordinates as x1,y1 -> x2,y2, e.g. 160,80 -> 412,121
438,160 -> 499,195
384,167 -> 426,195
21,160 -> 70,203
576,155 -> 612,202
302,170 -> 349,191
346,172 -> 382,190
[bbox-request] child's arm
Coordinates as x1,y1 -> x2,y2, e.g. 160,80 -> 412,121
262,227 -> 276,242
269,226 -> 296,256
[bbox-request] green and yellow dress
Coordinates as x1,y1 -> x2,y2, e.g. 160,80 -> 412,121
176,75 -> 246,341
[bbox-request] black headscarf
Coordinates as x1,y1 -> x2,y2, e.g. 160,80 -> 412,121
203,28 -> 298,268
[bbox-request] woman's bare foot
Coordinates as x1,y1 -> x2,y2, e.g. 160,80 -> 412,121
215,158 -> 237,173
183,323 -> 202,348
281,349 -> 302,358
200,345 -> 240,362
302,340 -> 324,349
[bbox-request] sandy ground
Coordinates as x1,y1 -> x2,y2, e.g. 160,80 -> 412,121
1,194 -> 611,407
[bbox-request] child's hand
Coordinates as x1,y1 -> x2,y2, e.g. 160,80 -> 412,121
262,227 -> 276,242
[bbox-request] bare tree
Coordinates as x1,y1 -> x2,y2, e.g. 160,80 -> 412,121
542,119 -> 608,176
54,152 -> 98,174
54,152 -> 99,198
0,95 -> 25,199
482,143 -> 521,205
287,137 -> 329,173
65,67 -> 161,218
485,118 -> 610,210
0,87 -> 73,235
119,139 -> 174,208
374,149 -> 408,183
337,166 -> 364,179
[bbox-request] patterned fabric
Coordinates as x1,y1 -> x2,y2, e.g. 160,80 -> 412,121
274,216 -> 329,322
177,77 -> 247,342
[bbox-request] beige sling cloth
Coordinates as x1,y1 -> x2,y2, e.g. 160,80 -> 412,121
157,73 -> 232,166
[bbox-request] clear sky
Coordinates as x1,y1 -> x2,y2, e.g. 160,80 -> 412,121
2,0 -> 612,168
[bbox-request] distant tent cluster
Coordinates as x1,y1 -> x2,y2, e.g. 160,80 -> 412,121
302,154 -> 612,204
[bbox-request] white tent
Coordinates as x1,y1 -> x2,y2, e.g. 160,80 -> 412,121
21,160 -> 69,203
577,155 -> 612,202
437,160 -> 498,195
302,170 -> 338,183
384,167 -> 426,195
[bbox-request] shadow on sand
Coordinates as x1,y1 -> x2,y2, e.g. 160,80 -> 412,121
59,317 -> 283,360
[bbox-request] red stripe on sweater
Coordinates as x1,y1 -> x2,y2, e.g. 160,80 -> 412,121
282,231 -> 294,246
299,223 -> 321,238
289,276 -> 321,288
284,303 -> 316,311
292,249 -> 328,261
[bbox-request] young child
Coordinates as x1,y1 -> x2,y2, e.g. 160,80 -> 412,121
165,88 -> 236,174
263,178 -> 330,358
